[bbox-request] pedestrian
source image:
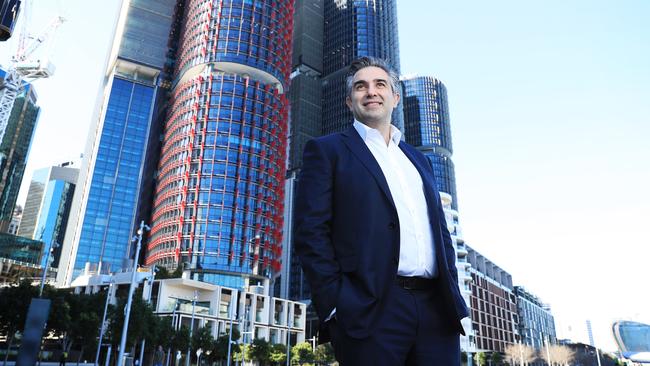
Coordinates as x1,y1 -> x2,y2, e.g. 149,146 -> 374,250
295,56 -> 469,365
154,345 -> 164,366
59,350 -> 67,366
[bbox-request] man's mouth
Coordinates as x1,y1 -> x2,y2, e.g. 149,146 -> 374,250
363,101 -> 382,107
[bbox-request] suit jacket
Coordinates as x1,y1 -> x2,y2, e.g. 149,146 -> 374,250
294,126 -> 469,342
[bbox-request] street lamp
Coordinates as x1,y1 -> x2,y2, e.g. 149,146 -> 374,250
186,290 -> 198,366
286,305 -> 292,366
116,220 -> 151,366
39,241 -> 59,297
226,301 -> 237,366
139,267 -> 157,366
95,280 -> 114,366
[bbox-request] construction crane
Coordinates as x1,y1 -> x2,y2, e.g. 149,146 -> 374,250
0,1 -> 64,144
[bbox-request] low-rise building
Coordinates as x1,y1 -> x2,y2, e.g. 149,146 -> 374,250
467,246 -> 518,353
68,269 -> 307,346
514,286 -> 556,348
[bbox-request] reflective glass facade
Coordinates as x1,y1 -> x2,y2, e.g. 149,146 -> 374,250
0,80 -> 39,232
321,0 -> 402,135
146,0 -> 294,287
67,78 -> 154,280
613,321 -> 650,354
18,165 -> 77,268
57,0 -> 175,286
0,232 -> 43,265
402,76 -> 458,209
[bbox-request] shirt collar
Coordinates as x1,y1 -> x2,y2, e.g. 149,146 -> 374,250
353,120 -> 402,145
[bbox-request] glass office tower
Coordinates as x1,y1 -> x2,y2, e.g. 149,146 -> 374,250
18,164 -> 78,268
321,0 -> 402,135
57,0 -> 176,286
0,71 -> 39,232
402,75 -> 458,209
145,1 -> 294,290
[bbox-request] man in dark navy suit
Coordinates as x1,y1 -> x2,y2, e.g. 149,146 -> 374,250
294,56 -> 469,365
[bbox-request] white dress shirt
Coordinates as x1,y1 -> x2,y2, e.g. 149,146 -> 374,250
353,120 -> 438,278
326,121 -> 440,321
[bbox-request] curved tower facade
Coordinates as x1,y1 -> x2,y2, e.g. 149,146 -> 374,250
401,76 -> 458,209
146,0 -> 294,288
321,0 -> 402,135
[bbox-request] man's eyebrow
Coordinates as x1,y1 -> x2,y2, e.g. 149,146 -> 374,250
353,78 -> 388,85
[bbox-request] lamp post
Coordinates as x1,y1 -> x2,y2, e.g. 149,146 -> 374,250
138,267 -> 157,366
285,305 -> 292,366
543,335 -> 551,366
226,301 -> 236,366
166,299 -> 180,366
39,241 -> 59,297
116,220 -> 150,366
186,291 -> 198,366
95,280 -> 114,366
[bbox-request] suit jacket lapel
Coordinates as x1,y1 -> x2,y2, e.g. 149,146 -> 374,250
341,126 -> 396,209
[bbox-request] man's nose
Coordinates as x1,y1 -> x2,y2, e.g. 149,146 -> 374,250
366,84 -> 379,96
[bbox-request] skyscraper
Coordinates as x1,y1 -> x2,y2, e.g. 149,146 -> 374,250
18,163 -> 78,268
0,69 -> 39,232
56,0 -> 176,286
321,0 -> 402,135
402,75 -> 458,209
145,1 -> 295,290
279,0 -> 324,301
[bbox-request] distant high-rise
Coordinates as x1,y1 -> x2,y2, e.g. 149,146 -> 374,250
56,0 -> 176,286
321,0 -> 402,135
402,76 -> 458,209
287,0 -> 323,173
0,69 -> 39,232
145,1 -> 295,290
18,164 -> 78,268
279,0 -> 325,301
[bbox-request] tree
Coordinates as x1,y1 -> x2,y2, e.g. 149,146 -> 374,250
474,351 -> 487,366
491,351 -> 503,365
63,291 -> 106,362
209,330 -> 240,364
107,289 -> 159,357
291,342 -> 314,365
313,343 -> 335,365
0,280 -> 37,365
246,338 -> 271,365
191,326 -> 213,364
172,326 -> 191,357
268,343 -> 287,365
504,344 -> 520,365
548,345 -> 574,366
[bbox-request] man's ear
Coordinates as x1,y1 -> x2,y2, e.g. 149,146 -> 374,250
345,96 -> 352,110
393,93 -> 400,108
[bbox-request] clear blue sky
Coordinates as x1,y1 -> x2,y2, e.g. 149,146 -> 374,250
1,0 -> 648,352
398,0 -> 650,351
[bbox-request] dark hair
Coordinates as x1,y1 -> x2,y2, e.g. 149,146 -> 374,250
345,56 -> 400,97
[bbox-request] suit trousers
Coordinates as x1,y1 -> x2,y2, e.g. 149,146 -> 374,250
328,281 -> 461,366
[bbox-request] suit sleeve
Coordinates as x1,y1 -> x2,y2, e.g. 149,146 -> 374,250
294,139 -> 341,321
435,190 -> 459,284
426,158 -> 460,284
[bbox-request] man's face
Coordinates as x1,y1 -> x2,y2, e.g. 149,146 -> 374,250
346,66 -> 400,125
